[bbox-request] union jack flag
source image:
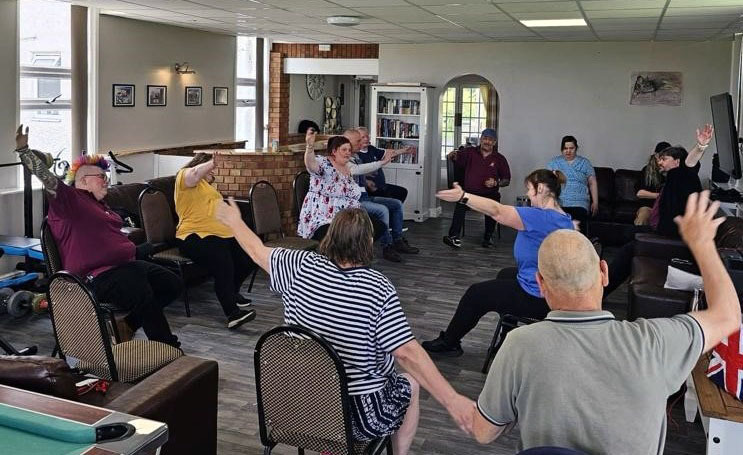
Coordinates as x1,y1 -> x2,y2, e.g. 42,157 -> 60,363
707,328 -> 743,401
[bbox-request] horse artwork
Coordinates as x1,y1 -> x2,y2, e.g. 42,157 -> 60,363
629,71 -> 683,106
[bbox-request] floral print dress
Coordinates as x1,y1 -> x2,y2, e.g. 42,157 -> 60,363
297,156 -> 362,238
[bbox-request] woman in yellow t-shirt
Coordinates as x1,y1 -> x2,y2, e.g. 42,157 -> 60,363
175,153 -> 256,329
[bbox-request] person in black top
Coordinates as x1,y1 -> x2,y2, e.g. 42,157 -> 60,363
605,124 -> 713,298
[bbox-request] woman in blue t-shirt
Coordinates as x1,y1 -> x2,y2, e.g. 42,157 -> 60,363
546,135 -> 597,234
422,169 -> 575,357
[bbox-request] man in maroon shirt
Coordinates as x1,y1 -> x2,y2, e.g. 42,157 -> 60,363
445,128 -> 511,248
14,125 -> 181,347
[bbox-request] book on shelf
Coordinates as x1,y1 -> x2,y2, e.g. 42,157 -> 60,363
377,96 -> 420,115
377,139 -> 418,164
377,118 -> 420,138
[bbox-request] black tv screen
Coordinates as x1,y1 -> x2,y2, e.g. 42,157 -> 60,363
710,92 -> 741,179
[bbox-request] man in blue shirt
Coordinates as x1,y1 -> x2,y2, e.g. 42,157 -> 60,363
356,127 -> 411,203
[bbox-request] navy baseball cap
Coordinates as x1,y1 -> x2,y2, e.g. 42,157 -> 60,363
481,128 -> 497,139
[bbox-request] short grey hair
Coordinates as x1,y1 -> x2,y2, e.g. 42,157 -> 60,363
538,229 -> 600,295
356,127 -> 369,134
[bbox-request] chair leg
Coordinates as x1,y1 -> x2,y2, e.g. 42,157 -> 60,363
481,317 -> 504,374
178,264 -> 191,317
262,447 -> 272,455
247,267 -> 258,293
297,448 -> 305,455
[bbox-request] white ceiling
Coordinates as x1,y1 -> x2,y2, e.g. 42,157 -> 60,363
72,0 -> 743,43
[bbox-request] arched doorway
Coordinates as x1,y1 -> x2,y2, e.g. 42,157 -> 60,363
438,74 -> 499,161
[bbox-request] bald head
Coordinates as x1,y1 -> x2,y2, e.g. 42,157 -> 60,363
537,229 -> 605,309
343,129 -> 361,152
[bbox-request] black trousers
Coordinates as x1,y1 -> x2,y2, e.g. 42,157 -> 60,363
563,206 -> 589,234
180,235 -> 256,318
604,240 -> 635,299
442,267 -> 550,345
448,193 -> 499,239
91,260 -> 181,346
369,183 -> 408,204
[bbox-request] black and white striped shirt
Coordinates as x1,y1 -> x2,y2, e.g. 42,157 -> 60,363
270,248 -> 414,395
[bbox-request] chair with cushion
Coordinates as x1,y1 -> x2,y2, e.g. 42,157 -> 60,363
250,180 -> 318,250
138,186 -> 201,317
40,217 -> 131,344
255,325 -> 392,455
46,272 -> 182,383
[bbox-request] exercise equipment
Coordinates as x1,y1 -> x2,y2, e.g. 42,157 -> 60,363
0,289 -> 35,318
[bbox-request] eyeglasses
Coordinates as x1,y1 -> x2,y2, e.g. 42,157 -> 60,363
82,173 -> 109,182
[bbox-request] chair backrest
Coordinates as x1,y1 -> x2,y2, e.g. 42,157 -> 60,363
250,180 -> 283,237
40,217 -> 62,275
292,171 -> 310,221
255,325 -> 353,454
138,187 -> 177,245
46,272 -> 118,381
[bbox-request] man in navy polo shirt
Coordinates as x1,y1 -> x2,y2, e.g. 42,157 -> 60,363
355,127 -> 411,203
445,128 -> 510,248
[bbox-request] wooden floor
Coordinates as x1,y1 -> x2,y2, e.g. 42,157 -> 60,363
1,206 -> 708,454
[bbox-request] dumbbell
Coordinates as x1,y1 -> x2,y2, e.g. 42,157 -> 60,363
0,288 -> 35,318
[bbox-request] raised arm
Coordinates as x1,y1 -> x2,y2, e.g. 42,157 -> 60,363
676,191 -> 741,353
304,129 -> 320,174
685,124 -> 713,168
348,153 -> 392,175
393,340 -> 474,435
183,158 -> 215,188
215,198 -> 272,272
437,183 -> 524,230
637,189 -> 659,200
14,125 -> 59,197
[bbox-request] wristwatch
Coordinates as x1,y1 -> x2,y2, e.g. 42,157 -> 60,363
457,191 -> 469,205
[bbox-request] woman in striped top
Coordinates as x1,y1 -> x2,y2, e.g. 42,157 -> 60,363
216,204 -> 474,454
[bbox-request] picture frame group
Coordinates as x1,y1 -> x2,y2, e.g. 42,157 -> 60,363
112,84 -> 230,107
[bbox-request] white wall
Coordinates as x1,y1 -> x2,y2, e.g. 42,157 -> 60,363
97,15 -> 235,153
288,74 -> 336,133
379,41 -> 732,205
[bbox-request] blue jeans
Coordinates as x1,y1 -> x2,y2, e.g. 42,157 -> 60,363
360,194 -> 403,247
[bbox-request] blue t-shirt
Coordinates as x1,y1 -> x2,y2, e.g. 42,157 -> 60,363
547,155 -> 595,211
514,207 -> 575,297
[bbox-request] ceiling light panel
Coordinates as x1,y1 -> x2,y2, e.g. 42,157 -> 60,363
499,2 -> 581,14
584,9 -> 663,19
521,19 -> 587,27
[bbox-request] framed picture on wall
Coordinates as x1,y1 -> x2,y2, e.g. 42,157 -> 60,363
147,85 -> 167,107
112,84 -> 135,107
185,86 -> 202,106
213,87 -> 228,106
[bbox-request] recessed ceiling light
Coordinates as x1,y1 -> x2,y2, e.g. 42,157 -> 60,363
327,16 -> 361,27
520,19 -> 587,27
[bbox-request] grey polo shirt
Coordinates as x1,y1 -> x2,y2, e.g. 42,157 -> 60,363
478,310 -> 704,454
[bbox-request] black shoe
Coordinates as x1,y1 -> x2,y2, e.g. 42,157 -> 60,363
227,309 -> 256,329
236,294 -> 253,309
383,246 -> 402,262
394,238 -> 419,254
443,235 -> 462,248
421,331 -> 463,357
482,236 -> 493,248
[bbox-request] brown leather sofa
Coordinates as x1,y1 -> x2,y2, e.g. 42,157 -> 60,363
628,233 -> 694,321
0,354 -> 219,455
104,182 -> 149,245
588,167 -> 650,246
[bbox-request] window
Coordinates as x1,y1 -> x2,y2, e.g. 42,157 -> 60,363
235,36 -> 257,146
19,0 -> 72,165
439,77 -> 497,160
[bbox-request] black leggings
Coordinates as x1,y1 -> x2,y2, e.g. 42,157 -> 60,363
180,235 -> 256,317
563,206 -> 588,234
443,267 -> 550,345
91,260 -> 181,346
448,193 -> 499,239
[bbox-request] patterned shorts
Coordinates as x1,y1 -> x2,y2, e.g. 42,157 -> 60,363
350,374 -> 412,441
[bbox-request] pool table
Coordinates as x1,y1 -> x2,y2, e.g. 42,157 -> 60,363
0,384 -> 168,455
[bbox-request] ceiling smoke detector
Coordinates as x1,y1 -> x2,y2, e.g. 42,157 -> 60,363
326,16 -> 361,27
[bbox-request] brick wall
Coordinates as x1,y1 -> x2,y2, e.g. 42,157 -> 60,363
212,152 -> 305,234
268,43 -> 379,145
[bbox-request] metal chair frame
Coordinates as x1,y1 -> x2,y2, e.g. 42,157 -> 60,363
255,325 -> 392,455
482,314 -> 540,374
292,170 -> 310,223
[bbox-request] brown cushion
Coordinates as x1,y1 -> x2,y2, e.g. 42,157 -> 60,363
629,256 -> 692,320
0,355 -> 78,400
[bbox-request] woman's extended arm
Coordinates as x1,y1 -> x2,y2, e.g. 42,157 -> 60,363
636,189 -> 659,200
437,183 -> 524,230
685,124 -> 713,168
304,129 -> 320,174
348,152 -> 392,175
216,198 -> 273,272
14,125 -> 59,197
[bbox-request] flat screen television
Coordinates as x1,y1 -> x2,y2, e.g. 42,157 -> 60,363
710,92 -> 741,179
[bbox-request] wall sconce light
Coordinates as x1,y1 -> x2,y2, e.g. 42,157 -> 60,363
174,62 -> 195,74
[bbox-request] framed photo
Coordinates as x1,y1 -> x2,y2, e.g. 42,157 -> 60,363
112,84 -> 135,107
147,85 -> 167,107
213,87 -> 228,106
185,86 -> 202,106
